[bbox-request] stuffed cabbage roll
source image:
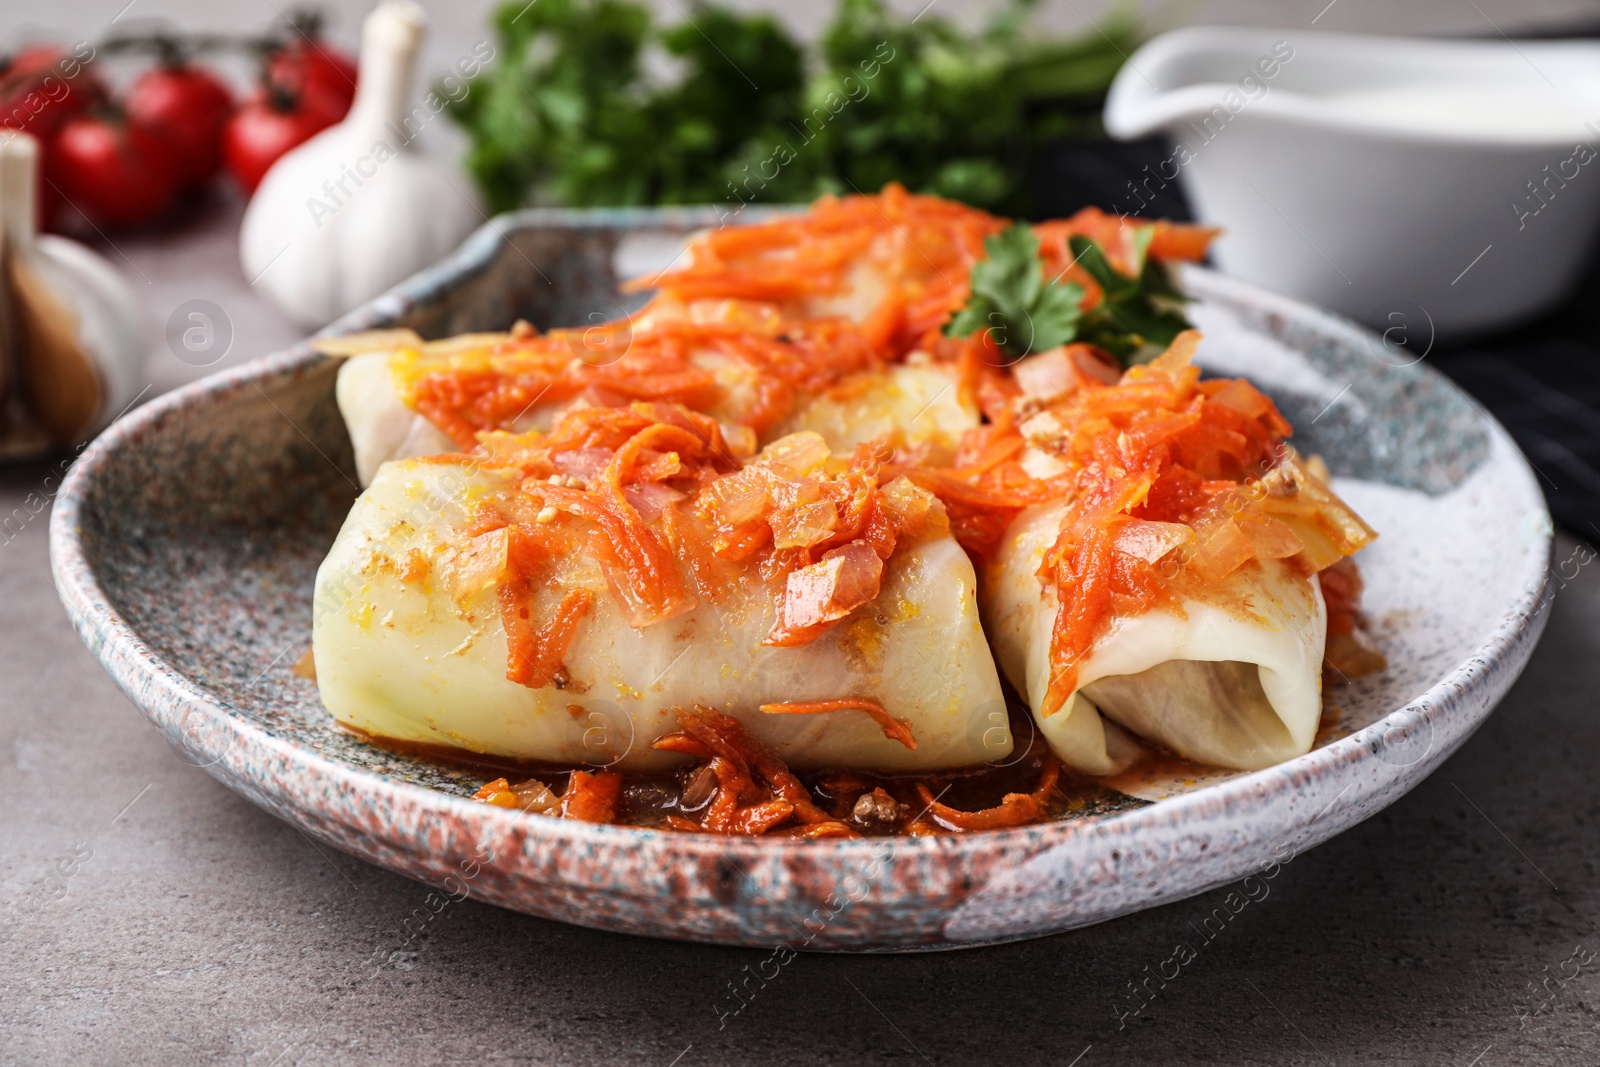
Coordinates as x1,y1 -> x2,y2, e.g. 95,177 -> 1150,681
324,187 -> 1212,486
328,324 -> 975,486
313,403 -> 1008,772
987,500 -> 1328,773
957,332 -> 1378,774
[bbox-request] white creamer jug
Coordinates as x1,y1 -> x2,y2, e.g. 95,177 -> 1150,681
1104,27 -> 1600,338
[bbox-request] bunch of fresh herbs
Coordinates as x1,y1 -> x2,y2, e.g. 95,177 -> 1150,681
447,0 -> 1138,215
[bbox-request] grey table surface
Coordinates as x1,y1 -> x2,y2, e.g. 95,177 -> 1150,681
3,195 -> 1598,1067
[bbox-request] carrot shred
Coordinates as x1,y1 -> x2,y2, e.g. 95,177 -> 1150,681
561,769 -> 623,823
651,734 -> 714,759
759,699 -> 916,751
734,800 -> 796,835
916,753 -> 1060,832
500,587 -> 591,689
770,820 -> 858,839
471,777 -> 517,807
662,706 -> 837,833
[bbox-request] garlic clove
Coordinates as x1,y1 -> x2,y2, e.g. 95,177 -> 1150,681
7,248 -> 101,440
29,236 -> 144,423
240,0 -> 480,329
0,131 -> 143,446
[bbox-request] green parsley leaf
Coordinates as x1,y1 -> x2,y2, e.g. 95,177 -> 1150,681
447,0 -> 1141,215
1067,235 -> 1192,365
945,224 -> 1083,361
945,227 -> 1195,367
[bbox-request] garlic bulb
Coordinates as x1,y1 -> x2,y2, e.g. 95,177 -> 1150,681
0,131 -> 142,449
241,0 -> 480,328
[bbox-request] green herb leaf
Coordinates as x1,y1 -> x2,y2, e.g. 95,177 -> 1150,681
1067,235 -> 1192,364
944,224 -> 1083,361
946,227 -> 1195,366
446,0 -> 1141,215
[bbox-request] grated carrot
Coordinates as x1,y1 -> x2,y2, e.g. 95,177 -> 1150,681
759,699 -> 916,751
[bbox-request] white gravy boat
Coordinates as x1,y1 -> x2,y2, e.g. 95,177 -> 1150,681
1104,28 -> 1600,338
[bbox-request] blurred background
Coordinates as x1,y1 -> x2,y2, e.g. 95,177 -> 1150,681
5,0 -> 1600,524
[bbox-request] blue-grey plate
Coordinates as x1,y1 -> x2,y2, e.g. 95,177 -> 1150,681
49,209 -> 1551,950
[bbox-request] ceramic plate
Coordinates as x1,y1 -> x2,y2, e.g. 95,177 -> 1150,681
49,209 -> 1552,951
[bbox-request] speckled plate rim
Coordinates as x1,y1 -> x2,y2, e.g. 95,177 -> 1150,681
48,214 -> 1554,950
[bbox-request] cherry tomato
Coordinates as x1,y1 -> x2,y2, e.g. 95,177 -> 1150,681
222,89 -> 335,195
0,43 -> 106,229
53,114 -> 178,228
0,44 -> 103,137
266,38 -> 357,124
124,63 -> 234,187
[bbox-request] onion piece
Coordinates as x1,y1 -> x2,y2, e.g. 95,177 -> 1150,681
1112,518 -> 1193,564
553,447 -> 611,482
771,498 -> 839,548
1234,509 -> 1304,560
622,481 -> 685,523
703,468 -> 771,526
1013,347 -> 1082,402
1208,378 -> 1274,419
758,430 -> 830,477
1185,515 -> 1255,583
877,475 -> 939,535
780,542 -> 884,631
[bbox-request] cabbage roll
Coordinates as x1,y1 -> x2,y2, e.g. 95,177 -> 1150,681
987,500 -> 1327,774
329,328 -> 974,486
313,409 -> 1008,772
962,332 -> 1377,774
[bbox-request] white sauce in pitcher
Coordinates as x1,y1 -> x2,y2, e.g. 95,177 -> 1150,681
1325,82 -> 1599,141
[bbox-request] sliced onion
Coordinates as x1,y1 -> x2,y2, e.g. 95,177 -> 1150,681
553,448 -> 612,482
1256,456 -> 1377,569
1208,379 -> 1274,420
758,431 -> 831,477
781,542 -> 884,630
704,468 -> 771,526
623,481 -> 685,523
1145,329 -> 1201,373
510,778 -> 560,813
1234,510 -> 1303,560
720,421 -> 758,459
771,499 -> 839,549
1013,347 -> 1081,402
877,475 -> 938,533
1186,514 -> 1254,582
1113,518 -> 1193,564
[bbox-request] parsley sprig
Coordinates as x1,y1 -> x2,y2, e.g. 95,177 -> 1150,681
446,0 -> 1140,214
945,225 -> 1083,361
944,224 -> 1193,366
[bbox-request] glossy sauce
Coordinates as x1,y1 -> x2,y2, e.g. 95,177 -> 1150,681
345,696 -> 1140,835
